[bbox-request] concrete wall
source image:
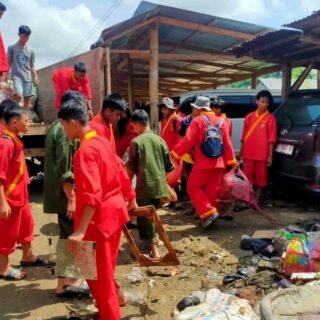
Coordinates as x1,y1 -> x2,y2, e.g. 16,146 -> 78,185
36,47 -> 105,124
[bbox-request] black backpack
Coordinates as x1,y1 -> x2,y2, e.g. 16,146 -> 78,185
201,115 -> 224,159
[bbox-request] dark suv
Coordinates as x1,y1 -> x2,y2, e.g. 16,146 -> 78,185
274,90 -> 320,194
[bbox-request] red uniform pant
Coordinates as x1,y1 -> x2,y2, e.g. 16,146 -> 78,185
243,159 -> 268,188
86,226 -> 122,320
0,202 -> 34,255
187,167 -> 224,220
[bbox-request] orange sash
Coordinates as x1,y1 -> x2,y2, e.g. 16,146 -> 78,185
161,112 -> 176,138
244,111 -> 269,143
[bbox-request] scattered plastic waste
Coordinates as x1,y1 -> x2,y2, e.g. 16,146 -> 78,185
127,267 -> 143,283
177,296 -> 201,311
124,291 -> 146,306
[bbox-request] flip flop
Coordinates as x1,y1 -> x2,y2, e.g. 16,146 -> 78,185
0,268 -> 27,281
64,280 -> 90,295
20,256 -> 54,267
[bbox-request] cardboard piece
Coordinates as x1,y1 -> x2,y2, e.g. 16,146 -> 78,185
123,206 -> 180,267
252,230 -> 275,240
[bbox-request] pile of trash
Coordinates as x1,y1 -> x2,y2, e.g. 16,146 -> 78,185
174,219 -> 320,319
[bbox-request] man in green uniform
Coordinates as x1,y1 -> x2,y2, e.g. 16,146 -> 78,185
126,109 -> 174,258
43,90 -> 88,297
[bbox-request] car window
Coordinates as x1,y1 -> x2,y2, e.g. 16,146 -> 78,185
217,95 -> 256,118
276,95 -> 320,126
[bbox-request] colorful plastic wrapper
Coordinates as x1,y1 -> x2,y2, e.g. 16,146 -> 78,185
55,239 -> 97,280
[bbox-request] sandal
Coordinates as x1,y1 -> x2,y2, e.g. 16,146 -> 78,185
0,268 -> 27,281
20,256 -> 54,267
64,280 -> 90,295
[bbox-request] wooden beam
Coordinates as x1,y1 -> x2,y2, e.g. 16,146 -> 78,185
106,16 -> 157,45
105,47 -> 112,95
158,16 -> 254,40
318,70 -> 320,89
291,64 -> 313,91
281,64 -> 292,102
128,59 -> 134,109
251,75 -> 257,89
149,23 -> 159,132
300,34 -> 320,46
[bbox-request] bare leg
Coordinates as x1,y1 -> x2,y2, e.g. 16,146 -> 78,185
150,244 -> 160,259
256,187 -> 263,204
23,96 -> 31,110
21,242 -> 36,262
0,254 -> 10,274
13,94 -> 22,105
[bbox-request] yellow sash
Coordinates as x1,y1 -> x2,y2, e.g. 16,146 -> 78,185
81,130 -> 97,144
244,111 -> 269,143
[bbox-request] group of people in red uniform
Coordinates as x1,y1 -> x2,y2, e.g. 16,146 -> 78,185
0,50 -> 277,318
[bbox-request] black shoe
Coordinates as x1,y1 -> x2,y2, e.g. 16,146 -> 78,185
201,213 -> 219,229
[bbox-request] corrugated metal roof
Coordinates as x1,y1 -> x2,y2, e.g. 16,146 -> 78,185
91,1 -> 280,98
230,10 -> 320,69
284,10 -> 320,29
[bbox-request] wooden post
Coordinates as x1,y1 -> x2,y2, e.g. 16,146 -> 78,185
281,64 -> 292,103
149,23 -> 159,132
105,47 -> 112,96
251,75 -> 257,89
128,59 -> 134,110
317,69 -> 320,89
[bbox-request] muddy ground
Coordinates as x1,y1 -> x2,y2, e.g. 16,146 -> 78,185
0,184 -> 319,320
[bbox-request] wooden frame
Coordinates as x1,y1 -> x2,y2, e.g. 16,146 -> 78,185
123,206 -> 180,267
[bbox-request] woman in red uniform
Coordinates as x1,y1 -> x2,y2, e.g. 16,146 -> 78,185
58,99 -> 137,320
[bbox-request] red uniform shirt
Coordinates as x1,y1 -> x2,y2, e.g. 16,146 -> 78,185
0,130 -> 29,208
241,111 -> 277,161
73,131 -> 134,240
115,121 -> 137,159
0,32 -> 8,77
90,113 -> 116,151
52,67 -> 92,108
161,112 -> 182,151
221,114 -> 233,137
172,112 -> 236,170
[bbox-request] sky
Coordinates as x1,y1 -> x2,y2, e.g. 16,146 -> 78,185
1,0 -> 320,68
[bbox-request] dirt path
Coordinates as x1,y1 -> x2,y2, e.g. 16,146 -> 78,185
0,187 -> 319,320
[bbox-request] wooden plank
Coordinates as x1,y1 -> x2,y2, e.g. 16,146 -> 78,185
158,16 -> 254,40
149,23 -> 159,132
129,52 -> 247,62
282,64 -> 292,102
24,148 -> 45,158
108,17 -> 157,44
251,75 -> 257,89
128,59 -> 134,109
291,64 -> 313,91
23,124 -> 49,136
300,34 -> 320,46
105,47 -> 112,95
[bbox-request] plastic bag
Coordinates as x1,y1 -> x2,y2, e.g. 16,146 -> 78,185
219,168 -> 259,211
279,238 -> 309,276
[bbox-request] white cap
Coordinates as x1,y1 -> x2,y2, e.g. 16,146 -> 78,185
159,97 -> 176,110
191,96 -> 211,111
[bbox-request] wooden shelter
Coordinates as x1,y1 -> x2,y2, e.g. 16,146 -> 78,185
230,10 -> 320,102
92,1 -> 280,129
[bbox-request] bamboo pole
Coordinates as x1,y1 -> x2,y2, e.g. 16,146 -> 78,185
149,23 -> 159,132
